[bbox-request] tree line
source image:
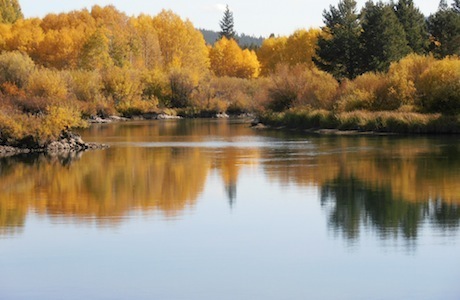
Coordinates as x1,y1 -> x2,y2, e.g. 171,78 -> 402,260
0,0 -> 459,146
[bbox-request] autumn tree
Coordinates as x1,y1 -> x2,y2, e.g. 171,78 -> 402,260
315,0 -> 362,79
91,5 -> 133,68
360,1 -> 411,73
257,36 -> 287,75
130,15 -> 163,70
209,36 -> 259,78
78,29 -> 112,70
0,0 -> 23,24
5,18 -> 44,60
219,5 -> 236,40
284,29 -> 321,68
152,10 -> 209,76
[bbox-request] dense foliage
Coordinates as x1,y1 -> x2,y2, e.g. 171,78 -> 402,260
0,1 -> 460,146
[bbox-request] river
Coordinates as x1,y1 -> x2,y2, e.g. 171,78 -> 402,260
1,119 -> 459,299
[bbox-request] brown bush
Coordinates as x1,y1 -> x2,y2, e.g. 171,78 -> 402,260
263,64 -> 338,112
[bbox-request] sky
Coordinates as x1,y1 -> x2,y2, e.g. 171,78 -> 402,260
19,0 -> 440,37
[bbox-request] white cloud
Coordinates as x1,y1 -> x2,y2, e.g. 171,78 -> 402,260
203,3 -> 226,12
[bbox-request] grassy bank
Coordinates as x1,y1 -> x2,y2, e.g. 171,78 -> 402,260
258,109 -> 460,134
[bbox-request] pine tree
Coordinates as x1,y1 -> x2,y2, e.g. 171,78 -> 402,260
428,0 -> 460,57
454,0 -> 460,13
360,1 -> 411,73
219,5 -> 236,40
315,0 -> 362,79
0,0 -> 23,23
394,0 -> 429,54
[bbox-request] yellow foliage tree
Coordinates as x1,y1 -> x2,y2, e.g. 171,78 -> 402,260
386,54 -> 436,108
258,29 -> 320,76
5,18 -> 44,59
130,14 -> 163,70
284,29 -> 320,68
91,5 -> 133,68
257,36 -> 287,76
36,28 -> 86,69
152,10 -> 209,77
209,37 -> 259,78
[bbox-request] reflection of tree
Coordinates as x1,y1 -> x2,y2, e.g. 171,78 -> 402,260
218,147 -> 240,208
430,199 -> 460,230
0,146 -> 211,235
0,120 -> 263,236
2,120 -> 460,243
264,135 -> 460,242
321,174 -> 430,240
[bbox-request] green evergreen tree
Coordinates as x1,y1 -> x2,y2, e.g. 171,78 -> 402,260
0,0 -> 23,23
454,0 -> 460,13
219,5 -> 236,40
428,0 -> 460,57
394,0 -> 429,54
360,1 -> 411,73
315,0 -> 362,80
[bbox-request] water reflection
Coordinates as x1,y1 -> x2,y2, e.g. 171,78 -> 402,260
0,120 -> 459,243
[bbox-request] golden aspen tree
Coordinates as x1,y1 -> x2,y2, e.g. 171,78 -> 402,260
78,29 -> 112,70
130,15 -> 163,70
284,29 -> 320,68
257,36 -> 287,75
6,18 -> 44,58
91,5 -> 133,67
152,10 -> 209,76
209,37 -> 240,77
238,49 -> 260,78
0,23 -> 11,50
209,37 -> 259,78
36,28 -> 86,69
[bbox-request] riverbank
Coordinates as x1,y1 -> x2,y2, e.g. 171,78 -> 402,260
0,131 -> 108,158
256,110 -> 460,134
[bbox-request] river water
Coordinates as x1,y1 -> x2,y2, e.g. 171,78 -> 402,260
0,119 -> 459,300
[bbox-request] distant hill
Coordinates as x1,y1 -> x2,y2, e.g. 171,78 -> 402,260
199,29 -> 265,49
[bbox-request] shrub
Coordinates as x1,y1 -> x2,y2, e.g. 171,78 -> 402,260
386,54 -> 436,109
141,69 -> 170,106
0,103 -> 86,146
0,51 -> 35,88
191,76 -> 256,114
337,72 -> 391,112
168,68 -> 196,108
101,66 -> 159,115
26,68 -> 68,99
264,64 -> 338,112
417,57 -> 460,115
68,70 -> 103,102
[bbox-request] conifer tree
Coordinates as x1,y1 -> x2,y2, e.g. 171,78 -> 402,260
219,5 -> 236,40
315,0 -> 362,79
428,0 -> 460,57
454,0 -> 460,13
360,1 -> 411,73
0,0 -> 23,23
394,0 -> 429,54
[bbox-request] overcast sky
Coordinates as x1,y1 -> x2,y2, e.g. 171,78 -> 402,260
19,0 -> 440,37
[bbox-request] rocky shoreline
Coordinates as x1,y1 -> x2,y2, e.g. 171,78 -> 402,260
0,131 -> 108,158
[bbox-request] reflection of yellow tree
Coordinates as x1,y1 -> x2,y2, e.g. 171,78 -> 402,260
264,137 -> 460,204
0,146 -> 211,233
2,120 -> 459,237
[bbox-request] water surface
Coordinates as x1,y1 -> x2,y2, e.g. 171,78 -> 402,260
1,119 -> 459,299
